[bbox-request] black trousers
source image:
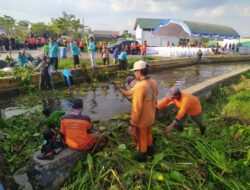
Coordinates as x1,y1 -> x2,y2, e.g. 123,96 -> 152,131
49,57 -> 58,71
119,59 -> 126,70
40,74 -> 52,89
103,58 -> 109,65
73,55 -> 80,68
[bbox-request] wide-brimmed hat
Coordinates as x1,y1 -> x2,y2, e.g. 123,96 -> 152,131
130,60 -> 147,71
166,86 -> 181,99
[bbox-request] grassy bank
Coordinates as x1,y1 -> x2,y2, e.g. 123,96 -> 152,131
0,73 -> 250,189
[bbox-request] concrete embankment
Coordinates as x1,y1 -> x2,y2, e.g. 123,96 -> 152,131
0,55 -> 250,97
158,66 -> 250,115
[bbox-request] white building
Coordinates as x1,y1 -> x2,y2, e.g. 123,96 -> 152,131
134,18 -> 178,47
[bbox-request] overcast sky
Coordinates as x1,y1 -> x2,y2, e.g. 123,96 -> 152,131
0,0 -> 250,37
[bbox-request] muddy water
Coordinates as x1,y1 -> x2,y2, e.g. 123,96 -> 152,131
0,63 -> 249,121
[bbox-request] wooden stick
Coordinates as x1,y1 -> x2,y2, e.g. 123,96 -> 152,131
111,82 -> 132,103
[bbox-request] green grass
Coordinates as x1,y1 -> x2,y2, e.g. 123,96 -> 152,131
1,71 -> 250,189
223,89 -> 250,124
58,56 -> 157,70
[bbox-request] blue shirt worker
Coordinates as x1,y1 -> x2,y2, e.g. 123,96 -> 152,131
112,47 -> 119,64
49,38 -> 59,72
17,49 -> 28,67
118,48 -> 127,70
88,37 -> 96,68
70,40 -> 80,69
62,69 -> 74,88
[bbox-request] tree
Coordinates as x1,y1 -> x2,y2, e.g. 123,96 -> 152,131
121,30 -> 135,39
16,20 -> 30,40
31,22 -> 50,36
0,15 -> 16,57
50,11 -> 84,37
17,20 -> 30,28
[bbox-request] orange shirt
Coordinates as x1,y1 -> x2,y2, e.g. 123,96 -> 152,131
41,37 -> 46,44
79,41 -> 84,47
60,114 -> 93,150
141,44 -> 147,52
131,78 -> 158,128
157,92 -> 202,120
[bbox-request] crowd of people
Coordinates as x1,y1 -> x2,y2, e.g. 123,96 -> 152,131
13,37 -> 149,94
211,42 -> 239,54
0,36 -> 48,51
37,60 -> 206,162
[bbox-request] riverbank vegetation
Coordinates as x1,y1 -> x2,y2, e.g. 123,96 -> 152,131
0,72 -> 250,189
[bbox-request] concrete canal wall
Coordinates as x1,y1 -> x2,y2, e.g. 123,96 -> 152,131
0,55 -> 250,97
158,66 -> 250,116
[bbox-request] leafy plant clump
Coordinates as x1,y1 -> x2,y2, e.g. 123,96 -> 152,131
223,89 -> 250,124
0,70 -> 11,77
12,67 -> 35,86
0,72 -> 250,189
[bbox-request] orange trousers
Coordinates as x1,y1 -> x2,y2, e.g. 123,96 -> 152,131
133,126 -> 152,153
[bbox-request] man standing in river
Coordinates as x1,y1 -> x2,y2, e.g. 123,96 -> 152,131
118,60 -> 158,162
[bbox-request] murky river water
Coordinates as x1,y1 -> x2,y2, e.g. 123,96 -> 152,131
0,62 -> 249,121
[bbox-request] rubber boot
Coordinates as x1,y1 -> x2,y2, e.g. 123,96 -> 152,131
136,152 -> 147,162
177,125 -> 184,132
199,126 -> 206,135
147,145 -> 156,157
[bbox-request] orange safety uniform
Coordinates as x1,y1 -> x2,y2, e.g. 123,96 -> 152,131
41,37 -> 46,45
141,43 -> 147,53
157,92 -> 202,120
130,78 -> 158,153
60,114 -> 96,151
79,40 -> 84,48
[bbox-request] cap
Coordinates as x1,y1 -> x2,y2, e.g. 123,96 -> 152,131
72,99 -> 83,109
130,60 -> 147,71
166,86 -> 181,99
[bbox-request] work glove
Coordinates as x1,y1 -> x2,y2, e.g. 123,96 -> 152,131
165,119 -> 179,134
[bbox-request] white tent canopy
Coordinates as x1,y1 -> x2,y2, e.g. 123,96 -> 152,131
152,19 -> 240,39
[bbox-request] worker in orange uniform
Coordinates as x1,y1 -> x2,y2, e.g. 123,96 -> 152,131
118,60 -> 158,162
60,99 -> 99,151
157,86 -> 206,135
79,40 -> 85,53
141,40 -> 147,60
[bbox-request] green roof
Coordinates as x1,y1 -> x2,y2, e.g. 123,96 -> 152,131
134,18 -> 164,30
136,18 -> 240,38
184,21 -> 239,36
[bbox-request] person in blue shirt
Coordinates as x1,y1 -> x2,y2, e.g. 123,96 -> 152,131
70,39 -> 80,69
49,38 -> 59,72
118,47 -> 127,70
17,48 -> 28,67
88,37 -> 96,68
62,69 -> 74,88
112,47 -> 119,64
